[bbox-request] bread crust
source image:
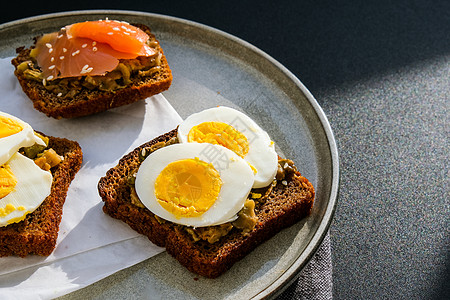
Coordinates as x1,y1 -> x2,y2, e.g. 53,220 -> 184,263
98,130 -> 315,278
0,134 -> 83,257
11,24 -> 172,119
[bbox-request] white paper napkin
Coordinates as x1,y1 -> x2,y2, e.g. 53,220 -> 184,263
0,57 -> 183,299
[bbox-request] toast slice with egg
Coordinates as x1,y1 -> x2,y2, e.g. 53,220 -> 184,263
98,129 -> 315,278
0,134 -> 82,257
11,22 -> 172,119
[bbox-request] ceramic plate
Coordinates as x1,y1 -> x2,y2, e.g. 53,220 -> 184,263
0,10 -> 339,299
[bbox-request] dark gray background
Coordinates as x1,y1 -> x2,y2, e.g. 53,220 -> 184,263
1,1 -> 448,299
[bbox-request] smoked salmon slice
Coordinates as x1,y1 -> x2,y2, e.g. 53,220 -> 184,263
66,20 -> 154,56
32,20 -> 156,81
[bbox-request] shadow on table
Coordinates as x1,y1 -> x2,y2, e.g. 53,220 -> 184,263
2,0 -> 449,98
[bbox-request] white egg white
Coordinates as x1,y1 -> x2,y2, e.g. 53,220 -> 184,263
177,106 -> 278,188
0,152 -> 53,227
135,143 -> 255,227
0,111 -> 46,166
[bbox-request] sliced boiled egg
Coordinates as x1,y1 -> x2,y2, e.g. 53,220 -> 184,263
0,152 -> 53,227
0,111 -> 46,166
177,106 -> 278,188
135,143 -> 254,227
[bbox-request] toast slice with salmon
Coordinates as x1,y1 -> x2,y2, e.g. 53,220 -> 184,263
11,22 -> 172,119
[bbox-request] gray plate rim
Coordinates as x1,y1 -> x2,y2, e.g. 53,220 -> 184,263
0,9 -> 339,299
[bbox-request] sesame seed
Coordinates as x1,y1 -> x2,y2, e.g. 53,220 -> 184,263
113,27 -> 120,31
62,48 -> 67,52
57,34 -> 63,39
92,41 -> 96,46
72,50 -> 80,56
80,64 -> 93,74
282,180 -> 288,186
57,92 -> 62,97
121,25 -> 128,31
50,57 -> 55,62
49,48 -> 53,53
123,31 -> 130,35
92,47 -> 98,51
47,75 -> 54,81
60,56 -> 65,60
107,32 -> 113,35
45,43 -> 52,48
48,65 -> 55,70
82,43 -> 87,48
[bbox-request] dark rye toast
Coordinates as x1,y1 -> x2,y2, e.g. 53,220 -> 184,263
0,134 -> 83,257
98,129 -> 315,278
11,24 -> 172,119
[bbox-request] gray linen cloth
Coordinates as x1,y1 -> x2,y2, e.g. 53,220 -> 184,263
277,232 -> 333,300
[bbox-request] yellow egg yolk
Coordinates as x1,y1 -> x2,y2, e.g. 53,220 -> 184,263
0,165 -> 17,199
0,115 -> 23,138
187,122 -> 249,158
0,203 -> 27,222
154,158 -> 222,218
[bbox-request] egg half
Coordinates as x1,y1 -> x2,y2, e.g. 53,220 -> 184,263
0,111 -> 46,166
135,143 -> 255,227
0,111 -> 53,227
0,152 -> 53,226
177,106 -> 278,188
